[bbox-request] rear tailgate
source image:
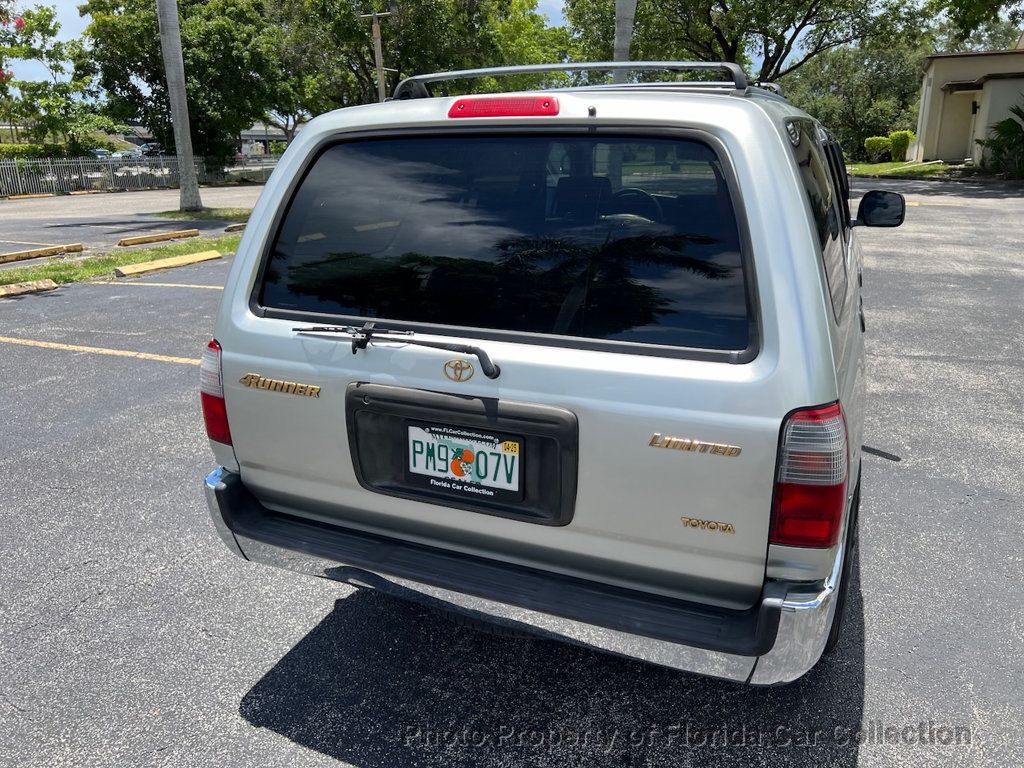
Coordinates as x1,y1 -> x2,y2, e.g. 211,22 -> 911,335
219,119 -> 782,610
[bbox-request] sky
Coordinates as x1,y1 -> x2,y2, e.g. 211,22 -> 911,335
9,0 -> 568,80
536,0 -> 567,26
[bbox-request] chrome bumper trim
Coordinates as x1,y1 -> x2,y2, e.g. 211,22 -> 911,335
204,467 -> 840,685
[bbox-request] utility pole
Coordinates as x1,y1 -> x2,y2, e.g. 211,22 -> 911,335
612,0 -> 638,84
156,0 -> 202,211
358,11 -> 393,103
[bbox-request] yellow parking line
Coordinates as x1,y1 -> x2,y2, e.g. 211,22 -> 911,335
0,335 -> 199,366
97,281 -> 224,290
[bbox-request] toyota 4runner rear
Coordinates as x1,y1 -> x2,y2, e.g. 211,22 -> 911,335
202,62 -> 905,685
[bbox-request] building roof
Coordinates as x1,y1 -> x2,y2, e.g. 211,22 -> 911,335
926,48 -> 1024,62
941,70 -> 1024,91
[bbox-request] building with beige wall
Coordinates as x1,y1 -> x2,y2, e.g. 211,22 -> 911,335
912,33 -> 1024,163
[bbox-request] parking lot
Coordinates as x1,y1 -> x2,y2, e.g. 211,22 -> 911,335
0,186 -> 261,260
1,178 -> 1021,767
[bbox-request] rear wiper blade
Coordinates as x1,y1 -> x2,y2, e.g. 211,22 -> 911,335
293,321 -> 501,379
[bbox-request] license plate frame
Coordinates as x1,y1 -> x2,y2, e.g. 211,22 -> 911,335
346,383 -> 578,526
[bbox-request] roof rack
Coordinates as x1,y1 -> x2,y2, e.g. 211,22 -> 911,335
392,61 -> 750,100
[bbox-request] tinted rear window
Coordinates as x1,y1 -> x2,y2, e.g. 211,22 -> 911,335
260,134 -> 752,354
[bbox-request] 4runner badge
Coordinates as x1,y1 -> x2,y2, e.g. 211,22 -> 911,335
239,373 -> 320,398
443,359 -> 474,382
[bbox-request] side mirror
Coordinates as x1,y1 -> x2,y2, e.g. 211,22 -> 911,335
855,190 -> 905,227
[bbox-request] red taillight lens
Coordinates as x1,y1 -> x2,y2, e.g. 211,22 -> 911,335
200,339 -> 232,445
769,403 -> 848,548
447,96 -> 559,118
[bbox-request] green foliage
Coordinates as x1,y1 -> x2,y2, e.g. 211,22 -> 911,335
932,0 -> 1024,40
82,0 -> 279,163
264,0 -> 568,114
82,0 -> 569,162
929,17 -> 1022,51
888,130 -> 915,161
864,136 -> 893,162
268,140 -> 287,155
566,0 -> 920,83
0,142 -> 46,158
0,4 -> 124,153
0,140 -> 116,158
977,102 -> 1024,178
783,40 -> 925,160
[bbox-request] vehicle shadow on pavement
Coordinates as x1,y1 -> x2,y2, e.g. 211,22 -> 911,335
240,553 -> 865,768
851,177 -> 1024,199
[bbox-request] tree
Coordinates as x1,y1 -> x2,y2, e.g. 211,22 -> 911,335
930,16 -> 1022,51
782,17 -> 1022,159
782,40 -> 926,158
613,0 -> 638,84
82,0 -> 279,163
264,0 -> 570,112
0,4 -> 122,152
934,0 -> 1024,38
566,0 -> 920,82
156,0 -> 201,211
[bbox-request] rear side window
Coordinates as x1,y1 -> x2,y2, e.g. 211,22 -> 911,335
787,121 -> 847,319
259,134 -> 753,355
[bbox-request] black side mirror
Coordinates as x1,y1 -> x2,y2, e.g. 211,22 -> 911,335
855,190 -> 905,227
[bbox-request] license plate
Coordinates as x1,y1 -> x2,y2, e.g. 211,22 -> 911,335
407,423 -> 522,501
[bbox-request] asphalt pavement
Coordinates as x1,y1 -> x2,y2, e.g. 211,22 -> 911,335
0,178 -> 1021,767
0,186 -> 262,261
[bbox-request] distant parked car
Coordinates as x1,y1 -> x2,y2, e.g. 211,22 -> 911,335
139,143 -> 163,157
112,148 -> 142,159
89,148 -> 111,159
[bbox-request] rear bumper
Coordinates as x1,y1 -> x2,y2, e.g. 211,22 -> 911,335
205,467 -> 842,685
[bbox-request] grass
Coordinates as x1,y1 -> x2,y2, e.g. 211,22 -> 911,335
0,234 -> 242,287
847,161 -> 955,178
154,207 -> 251,223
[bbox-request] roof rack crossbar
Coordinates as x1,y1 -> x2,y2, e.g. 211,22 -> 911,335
393,61 -> 750,100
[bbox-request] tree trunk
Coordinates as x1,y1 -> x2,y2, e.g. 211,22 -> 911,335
156,0 -> 203,211
609,1 -> 638,189
612,0 -> 638,84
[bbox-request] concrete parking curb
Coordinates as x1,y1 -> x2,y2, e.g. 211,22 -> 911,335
115,250 -> 221,277
6,192 -> 55,200
0,243 -> 84,264
0,279 -> 59,298
224,223 -> 246,232
117,229 -> 200,247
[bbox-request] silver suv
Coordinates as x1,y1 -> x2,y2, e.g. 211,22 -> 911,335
202,62 -> 904,685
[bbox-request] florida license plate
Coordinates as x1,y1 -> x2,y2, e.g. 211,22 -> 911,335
407,423 -> 523,502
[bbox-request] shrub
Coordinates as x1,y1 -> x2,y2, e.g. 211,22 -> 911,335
0,143 -> 47,159
976,102 -> 1024,179
888,130 -> 915,162
864,136 -> 892,163
269,140 -> 287,155
0,143 -> 79,159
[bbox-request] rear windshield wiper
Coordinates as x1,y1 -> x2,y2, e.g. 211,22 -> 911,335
293,322 -> 501,379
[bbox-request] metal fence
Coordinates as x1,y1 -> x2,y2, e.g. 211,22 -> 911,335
0,155 -> 280,197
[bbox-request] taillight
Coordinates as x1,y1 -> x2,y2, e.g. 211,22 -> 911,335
447,96 -> 559,118
200,339 -> 232,445
770,403 -> 848,548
